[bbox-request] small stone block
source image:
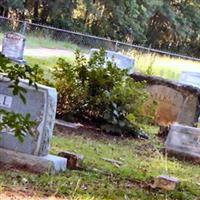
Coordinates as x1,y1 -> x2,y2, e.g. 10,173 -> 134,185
43,154 -> 67,173
0,148 -> 67,174
152,175 -> 180,191
58,151 -> 84,170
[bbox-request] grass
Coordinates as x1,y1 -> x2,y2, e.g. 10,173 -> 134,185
0,126 -> 200,199
129,50 -> 200,80
26,56 -> 74,69
26,34 -> 80,51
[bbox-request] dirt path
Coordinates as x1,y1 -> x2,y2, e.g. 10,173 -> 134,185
0,188 -> 67,200
24,48 -> 75,58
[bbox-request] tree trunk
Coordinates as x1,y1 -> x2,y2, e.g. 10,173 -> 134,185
33,0 -> 39,23
40,0 -> 49,24
0,6 -> 4,16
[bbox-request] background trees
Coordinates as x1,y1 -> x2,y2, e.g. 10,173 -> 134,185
0,0 -> 200,56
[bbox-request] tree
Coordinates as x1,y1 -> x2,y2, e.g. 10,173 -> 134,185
2,0 -> 200,56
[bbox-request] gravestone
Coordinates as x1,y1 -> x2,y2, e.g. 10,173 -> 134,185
2,32 -> 26,64
180,71 -> 200,88
0,75 -> 67,173
165,123 -> 200,161
147,85 -> 198,126
89,48 -> 135,74
131,73 -> 200,126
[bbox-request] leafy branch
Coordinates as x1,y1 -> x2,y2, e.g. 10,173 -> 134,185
0,54 -> 43,141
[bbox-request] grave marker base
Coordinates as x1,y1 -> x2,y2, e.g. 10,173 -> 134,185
0,148 -> 67,174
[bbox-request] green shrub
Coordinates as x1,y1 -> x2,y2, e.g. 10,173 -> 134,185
53,49 -> 150,138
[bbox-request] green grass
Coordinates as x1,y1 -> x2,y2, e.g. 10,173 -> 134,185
26,34 -> 80,51
25,55 -> 75,81
130,50 -> 200,80
26,56 -> 74,69
0,126 -> 200,199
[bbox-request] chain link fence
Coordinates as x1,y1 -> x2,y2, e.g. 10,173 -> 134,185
0,16 -> 200,80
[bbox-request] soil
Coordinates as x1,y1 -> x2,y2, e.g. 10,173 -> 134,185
0,188 -> 66,200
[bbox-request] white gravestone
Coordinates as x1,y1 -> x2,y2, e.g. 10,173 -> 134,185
89,48 -> 135,74
180,71 -> 200,88
0,78 -> 56,156
0,76 -> 67,173
2,32 -> 26,64
165,123 -> 200,160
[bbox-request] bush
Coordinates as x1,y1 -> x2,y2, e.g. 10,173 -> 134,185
53,49 -> 151,138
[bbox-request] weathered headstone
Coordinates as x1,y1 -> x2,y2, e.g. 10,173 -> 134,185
147,85 -> 198,126
180,71 -> 200,88
131,73 -> 200,126
2,32 -> 26,64
165,123 -> 200,161
89,48 -> 135,74
0,76 -> 67,173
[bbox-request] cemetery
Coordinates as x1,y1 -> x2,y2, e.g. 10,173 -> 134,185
0,31 -> 199,200
0,5 -> 200,200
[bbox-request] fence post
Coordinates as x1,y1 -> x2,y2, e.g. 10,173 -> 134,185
21,21 -> 27,36
115,40 -> 119,51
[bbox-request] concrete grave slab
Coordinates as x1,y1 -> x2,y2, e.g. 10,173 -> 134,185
0,77 -> 57,156
2,32 -> 26,64
165,123 -> 200,161
89,48 -> 135,74
0,148 -> 67,174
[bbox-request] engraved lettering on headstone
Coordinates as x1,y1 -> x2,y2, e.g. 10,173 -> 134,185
0,94 -> 13,108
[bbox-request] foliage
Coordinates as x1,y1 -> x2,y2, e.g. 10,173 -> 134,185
53,49 -> 150,138
0,54 -> 42,141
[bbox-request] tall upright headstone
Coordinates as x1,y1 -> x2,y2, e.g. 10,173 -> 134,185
2,32 -> 26,64
89,48 -> 135,74
0,75 -> 67,173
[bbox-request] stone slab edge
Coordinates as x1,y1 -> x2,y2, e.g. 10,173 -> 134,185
0,148 -> 67,174
165,147 -> 200,163
130,72 -> 200,96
